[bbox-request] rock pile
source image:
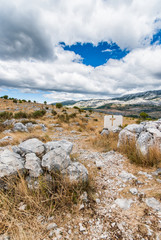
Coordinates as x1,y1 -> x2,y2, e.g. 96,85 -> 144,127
0,138 -> 88,186
118,120 -> 161,156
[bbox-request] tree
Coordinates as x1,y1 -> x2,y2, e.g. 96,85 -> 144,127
140,112 -> 149,120
44,101 -> 47,105
3,95 -> 8,99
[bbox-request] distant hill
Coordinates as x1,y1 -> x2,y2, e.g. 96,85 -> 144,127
64,90 -> 161,109
51,100 -> 78,106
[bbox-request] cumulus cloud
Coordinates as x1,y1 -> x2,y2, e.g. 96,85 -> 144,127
0,45 -> 161,101
0,0 -> 161,100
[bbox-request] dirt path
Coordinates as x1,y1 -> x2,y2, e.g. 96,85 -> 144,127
50,137 -> 161,240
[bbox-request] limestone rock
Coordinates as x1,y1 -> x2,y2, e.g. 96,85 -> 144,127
61,162 -> 88,182
25,153 -> 43,177
13,122 -> 28,132
145,197 -> 161,211
125,124 -> 144,133
119,171 -> 137,182
18,138 -> 45,156
101,129 -> 109,136
117,129 -> 137,148
42,148 -> 71,171
0,149 -> 24,178
115,198 -> 133,210
3,119 -> 15,126
45,140 -> 73,155
136,131 -> 154,156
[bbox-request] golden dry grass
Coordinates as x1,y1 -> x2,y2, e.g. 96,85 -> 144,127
118,137 -> 161,167
0,170 -> 96,239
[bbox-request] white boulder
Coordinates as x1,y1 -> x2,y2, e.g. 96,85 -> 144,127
45,140 -> 73,155
18,138 -> 45,156
125,124 -> 144,133
13,122 -> 28,132
0,149 -> 24,178
25,153 -> 43,177
136,131 -> 154,156
42,148 -> 71,171
62,162 -> 88,182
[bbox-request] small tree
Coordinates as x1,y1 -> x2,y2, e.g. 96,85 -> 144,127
44,101 -> 47,105
3,95 -> 8,99
140,112 -> 149,120
56,102 -> 63,108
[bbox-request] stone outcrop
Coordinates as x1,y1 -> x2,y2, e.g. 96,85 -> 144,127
0,138 -> 88,184
118,120 -> 161,156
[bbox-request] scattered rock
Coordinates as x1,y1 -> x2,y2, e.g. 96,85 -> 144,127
42,148 -> 71,171
13,122 -> 28,132
119,171 -> 137,182
25,153 -> 43,177
101,128 -> 109,136
46,222 -> 57,231
45,140 -> 73,154
62,162 -> 88,182
129,188 -> 138,195
145,197 -> 161,211
115,198 -> 133,210
18,138 -> 45,156
0,149 -> 24,178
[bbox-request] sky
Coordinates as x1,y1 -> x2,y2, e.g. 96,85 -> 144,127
0,0 -> 161,103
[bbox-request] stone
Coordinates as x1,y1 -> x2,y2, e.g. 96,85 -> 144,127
117,129 -> 137,148
129,188 -> 138,195
0,136 -> 13,142
112,127 -> 122,133
25,122 -> 34,128
125,124 -> 144,133
0,149 -> 24,178
13,122 -> 28,132
101,128 -> 109,136
25,153 -> 43,177
145,197 -> 161,211
39,123 -> 47,132
104,115 -> 123,130
3,119 -> 15,126
45,140 -> 73,155
136,131 -> 154,156
61,162 -> 88,182
119,171 -> 137,182
18,138 -> 45,156
46,223 -> 57,231
79,223 -> 86,232
115,198 -> 133,210
42,148 -> 71,171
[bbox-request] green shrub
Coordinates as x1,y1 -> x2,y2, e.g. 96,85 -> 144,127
51,109 -> 57,116
69,113 -> 77,118
56,103 -> 63,108
31,109 -> 46,118
14,111 -> 28,119
13,99 -> 17,103
0,111 -> 13,120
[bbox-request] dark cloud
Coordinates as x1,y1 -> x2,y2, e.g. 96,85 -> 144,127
0,5 -> 55,61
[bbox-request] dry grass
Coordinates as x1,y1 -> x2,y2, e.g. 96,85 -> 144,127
88,132 -> 119,152
0,171 -> 95,239
119,138 -> 161,167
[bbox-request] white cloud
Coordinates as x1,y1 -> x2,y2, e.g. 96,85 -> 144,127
0,45 -> 161,101
0,0 -> 161,51
0,0 -> 161,100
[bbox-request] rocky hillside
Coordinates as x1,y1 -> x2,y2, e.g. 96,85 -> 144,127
68,90 -> 161,109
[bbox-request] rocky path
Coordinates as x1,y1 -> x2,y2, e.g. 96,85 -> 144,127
49,145 -> 161,240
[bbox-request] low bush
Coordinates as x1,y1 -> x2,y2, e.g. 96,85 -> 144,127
56,103 -> 63,108
14,111 -> 28,119
31,109 -> 46,118
0,111 -> 13,120
51,109 -> 57,116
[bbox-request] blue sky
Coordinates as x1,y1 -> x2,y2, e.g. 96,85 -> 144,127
0,0 -> 161,103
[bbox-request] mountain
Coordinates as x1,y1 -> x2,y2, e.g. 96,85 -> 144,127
66,90 -> 161,109
51,100 -> 78,106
